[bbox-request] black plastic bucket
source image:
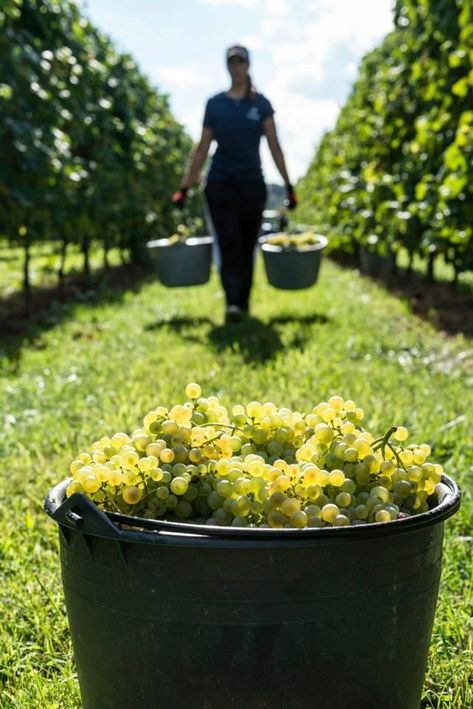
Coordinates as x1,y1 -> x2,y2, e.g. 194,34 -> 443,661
259,235 -> 327,290
147,236 -> 213,287
45,475 -> 460,709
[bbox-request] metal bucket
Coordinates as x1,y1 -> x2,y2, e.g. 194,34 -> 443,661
259,235 -> 328,290
147,236 -> 213,287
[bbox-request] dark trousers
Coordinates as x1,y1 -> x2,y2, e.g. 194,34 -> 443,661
205,180 -> 267,310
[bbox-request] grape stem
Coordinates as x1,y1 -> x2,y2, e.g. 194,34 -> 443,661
372,427 -> 408,472
372,426 -> 397,453
199,422 -> 245,433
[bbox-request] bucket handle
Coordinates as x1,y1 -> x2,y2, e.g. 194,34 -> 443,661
45,482 -> 124,539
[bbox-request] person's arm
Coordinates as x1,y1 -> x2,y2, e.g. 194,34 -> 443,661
263,116 -> 291,184
263,116 -> 297,209
180,127 -> 214,189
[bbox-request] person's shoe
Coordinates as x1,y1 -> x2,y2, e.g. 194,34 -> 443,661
225,305 -> 244,324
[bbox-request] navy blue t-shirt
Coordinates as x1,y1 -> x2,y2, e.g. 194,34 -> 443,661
203,91 -> 274,183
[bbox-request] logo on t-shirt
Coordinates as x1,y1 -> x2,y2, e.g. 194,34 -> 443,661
246,106 -> 261,121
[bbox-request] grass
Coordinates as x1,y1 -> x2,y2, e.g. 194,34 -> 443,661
0,256 -> 472,708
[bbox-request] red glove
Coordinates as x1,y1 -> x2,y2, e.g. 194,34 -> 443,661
171,187 -> 188,209
284,183 -> 297,211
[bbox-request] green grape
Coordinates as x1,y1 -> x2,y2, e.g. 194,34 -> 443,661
160,448 -> 175,464
191,411 -> 206,425
183,485 -> 198,502
290,511 -> 308,528
333,443 -> 346,459
335,492 -> 352,508
315,469 -> 330,486
393,426 -> 408,442
208,491 -> 224,510
355,504 -> 369,520
241,443 -> 257,457
304,504 -> 321,518
231,496 -> 251,516
166,494 -> 178,509
333,514 -> 350,527
122,486 -> 142,505
343,447 -> 358,463
82,476 -> 101,494
216,480 -> 233,498
321,504 -> 339,523
269,491 -> 286,508
268,510 -> 286,528
170,445 -> 186,463
175,501 -> 193,519
156,486 -> 169,500
356,492 -> 370,504
375,510 -> 391,523
246,401 -> 262,418
328,469 -> 345,487
185,383 -> 202,399
214,508 -> 232,526
66,480 -> 83,497
280,498 -> 300,516
394,480 -> 411,497
370,486 -> 390,503
341,479 -> 357,494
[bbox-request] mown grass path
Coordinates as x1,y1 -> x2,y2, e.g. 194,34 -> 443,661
1,258 -> 471,708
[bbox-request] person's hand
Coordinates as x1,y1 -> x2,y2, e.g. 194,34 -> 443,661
284,183 -> 297,211
171,187 -> 188,209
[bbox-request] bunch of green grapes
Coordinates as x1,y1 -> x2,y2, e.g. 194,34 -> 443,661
168,218 -> 204,245
265,232 -> 322,250
66,384 -> 444,529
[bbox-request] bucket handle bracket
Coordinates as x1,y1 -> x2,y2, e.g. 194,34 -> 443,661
48,490 -> 123,540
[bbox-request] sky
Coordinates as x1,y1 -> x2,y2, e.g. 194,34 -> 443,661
83,0 -> 395,184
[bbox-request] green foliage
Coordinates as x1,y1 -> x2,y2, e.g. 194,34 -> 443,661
298,0 -> 473,276
0,0 -> 192,272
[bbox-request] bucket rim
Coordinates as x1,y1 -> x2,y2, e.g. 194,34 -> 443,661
44,474 -> 461,542
259,234 -> 328,253
147,236 -> 213,249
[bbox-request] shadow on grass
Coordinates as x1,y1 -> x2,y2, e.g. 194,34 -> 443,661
146,312 -> 331,363
384,274 -> 473,339
0,264 -> 153,369
144,316 -> 214,333
330,252 -> 473,339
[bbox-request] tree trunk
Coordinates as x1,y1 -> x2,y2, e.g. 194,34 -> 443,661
58,238 -> 68,283
452,264 -> 459,291
426,252 -> 435,282
406,250 -> 414,278
102,232 -> 111,270
23,232 -> 31,295
82,235 -> 90,277
103,245 -> 110,270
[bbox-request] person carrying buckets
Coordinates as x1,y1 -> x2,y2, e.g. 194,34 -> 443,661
172,44 -> 297,324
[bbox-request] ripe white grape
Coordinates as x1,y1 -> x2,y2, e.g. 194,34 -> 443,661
65,383 -> 444,528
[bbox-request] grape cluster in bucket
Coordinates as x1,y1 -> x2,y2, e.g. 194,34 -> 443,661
66,384 -> 443,528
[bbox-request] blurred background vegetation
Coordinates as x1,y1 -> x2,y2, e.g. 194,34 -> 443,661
0,0 -> 472,296
298,0 -> 472,286
0,0 -> 195,293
